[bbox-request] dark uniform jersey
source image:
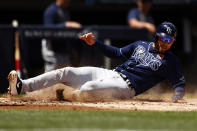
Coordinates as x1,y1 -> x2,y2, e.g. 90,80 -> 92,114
43,2 -> 70,27
127,8 -> 154,24
94,40 -> 185,95
43,3 -> 71,53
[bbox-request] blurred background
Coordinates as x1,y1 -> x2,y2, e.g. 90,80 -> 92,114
0,0 -> 197,93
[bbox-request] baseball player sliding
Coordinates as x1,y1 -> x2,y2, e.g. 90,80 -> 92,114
8,22 -> 185,102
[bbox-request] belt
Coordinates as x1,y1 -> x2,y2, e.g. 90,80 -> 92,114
114,70 -> 133,89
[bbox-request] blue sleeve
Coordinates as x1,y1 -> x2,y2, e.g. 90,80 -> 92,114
167,56 -> 186,89
43,7 -> 65,27
93,40 -> 135,59
127,9 -> 138,23
119,41 -> 137,59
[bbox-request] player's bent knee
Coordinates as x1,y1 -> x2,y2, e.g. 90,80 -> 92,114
80,82 -> 96,91
64,67 -> 78,76
79,86 -> 92,91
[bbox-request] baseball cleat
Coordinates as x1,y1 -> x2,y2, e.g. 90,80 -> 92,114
7,70 -> 22,95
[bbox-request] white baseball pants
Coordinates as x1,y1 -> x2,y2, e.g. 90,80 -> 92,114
21,67 -> 136,99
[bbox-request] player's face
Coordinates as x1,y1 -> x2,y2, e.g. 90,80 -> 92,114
137,0 -> 152,14
60,0 -> 70,8
142,2 -> 152,14
157,37 -> 174,53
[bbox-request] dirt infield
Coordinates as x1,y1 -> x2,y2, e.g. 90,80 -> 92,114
1,84 -> 197,111
0,97 -> 197,111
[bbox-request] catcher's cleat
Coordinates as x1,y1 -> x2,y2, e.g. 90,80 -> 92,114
7,70 -> 22,95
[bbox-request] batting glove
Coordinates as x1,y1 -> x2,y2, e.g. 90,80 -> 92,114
172,87 -> 185,102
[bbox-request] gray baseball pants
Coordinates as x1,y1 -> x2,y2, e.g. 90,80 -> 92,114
21,67 -> 136,99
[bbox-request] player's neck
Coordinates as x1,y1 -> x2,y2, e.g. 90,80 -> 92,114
56,1 -> 68,8
153,43 -> 160,52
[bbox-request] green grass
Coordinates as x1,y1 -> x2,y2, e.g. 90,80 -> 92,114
0,109 -> 197,131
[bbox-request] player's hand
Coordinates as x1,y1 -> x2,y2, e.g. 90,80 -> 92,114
172,95 -> 187,103
172,87 -> 185,103
79,32 -> 96,46
65,21 -> 82,28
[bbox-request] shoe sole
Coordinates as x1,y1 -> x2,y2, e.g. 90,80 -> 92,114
8,70 -> 18,95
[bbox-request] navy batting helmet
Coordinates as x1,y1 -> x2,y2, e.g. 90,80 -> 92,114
155,22 -> 177,40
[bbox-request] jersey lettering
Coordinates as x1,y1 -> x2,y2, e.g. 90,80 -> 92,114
132,45 -> 162,71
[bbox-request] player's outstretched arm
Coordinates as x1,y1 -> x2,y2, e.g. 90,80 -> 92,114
80,32 -> 96,46
80,32 -> 124,59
